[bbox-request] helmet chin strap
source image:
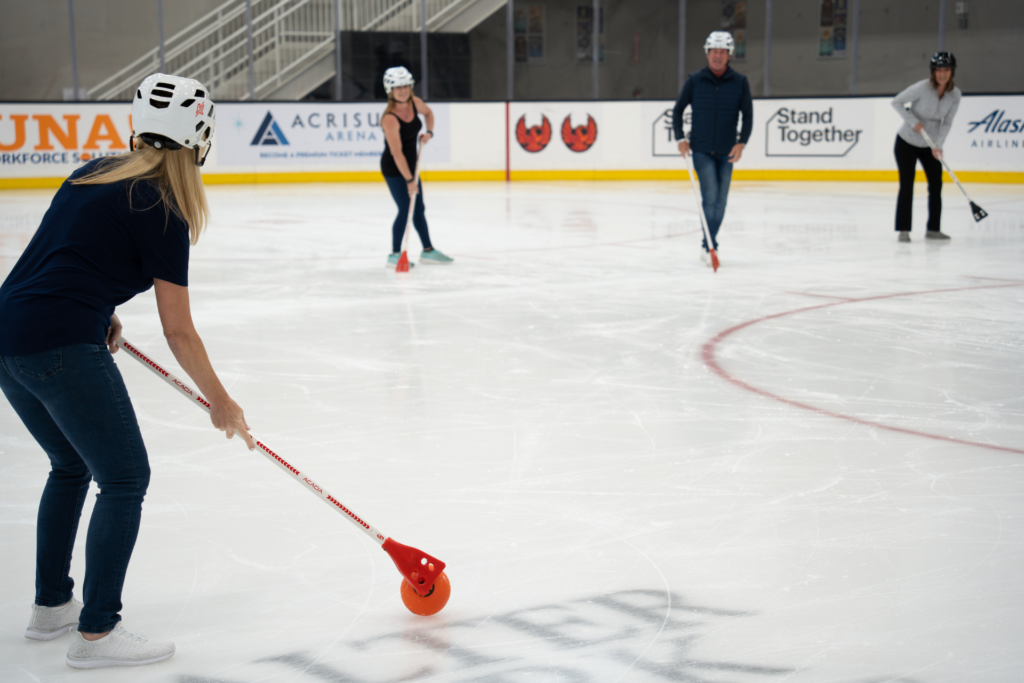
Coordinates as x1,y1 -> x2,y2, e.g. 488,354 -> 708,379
194,143 -> 211,167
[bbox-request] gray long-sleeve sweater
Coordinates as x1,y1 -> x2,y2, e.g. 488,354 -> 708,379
891,78 -> 962,149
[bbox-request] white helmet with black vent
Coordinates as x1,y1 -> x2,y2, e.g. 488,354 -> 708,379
132,73 -> 217,166
383,66 -> 415,95
704,31 -> 735,55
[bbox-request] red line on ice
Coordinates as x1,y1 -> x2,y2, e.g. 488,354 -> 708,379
962,276 -> 1024,284
784,291 -> 857,301
702,282 -> 1024,455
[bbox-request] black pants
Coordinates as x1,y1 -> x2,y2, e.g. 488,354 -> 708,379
894,135 -> 943,232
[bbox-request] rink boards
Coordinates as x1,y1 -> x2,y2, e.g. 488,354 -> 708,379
0,94 -> 1021,188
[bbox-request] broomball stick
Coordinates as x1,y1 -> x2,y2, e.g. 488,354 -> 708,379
396,137 -> 428,273
919,129 -> 988,222
684,151 -> 720,272
115,338 -> 450,616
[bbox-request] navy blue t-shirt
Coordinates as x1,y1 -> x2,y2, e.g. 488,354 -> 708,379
0,159 -> 190,356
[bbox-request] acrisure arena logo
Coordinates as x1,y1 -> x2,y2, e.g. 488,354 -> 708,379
765,107 -> 862,157
250,112 -> 289,146
965,110 -> 1023,149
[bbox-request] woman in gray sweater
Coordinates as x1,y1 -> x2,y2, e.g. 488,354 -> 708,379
891,52 -> 961,242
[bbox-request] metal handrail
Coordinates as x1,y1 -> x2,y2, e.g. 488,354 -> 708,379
87,0 -> 245,99
425,0 -> 478,29
88,0 -> 476,102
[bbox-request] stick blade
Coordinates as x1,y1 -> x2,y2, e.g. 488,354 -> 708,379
970,202 -> 988,222
710,249 -> 720,273
395,251 -> 410,273
382,538 -> 446,597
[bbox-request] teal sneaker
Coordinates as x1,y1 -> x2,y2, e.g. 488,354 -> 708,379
386,253 -> 414,269
420,248 -> 453,265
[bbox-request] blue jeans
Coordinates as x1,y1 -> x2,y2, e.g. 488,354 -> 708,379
384,175 -> 432,254
691,152 -> 734,251
0,343 -> 150,634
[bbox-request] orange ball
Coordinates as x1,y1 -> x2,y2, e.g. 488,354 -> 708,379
400,571 -> 451,616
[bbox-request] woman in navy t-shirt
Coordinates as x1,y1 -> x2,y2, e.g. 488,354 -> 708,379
0,74 -> 250,669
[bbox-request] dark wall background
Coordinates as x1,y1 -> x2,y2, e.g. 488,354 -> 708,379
2,0 -> 1021,101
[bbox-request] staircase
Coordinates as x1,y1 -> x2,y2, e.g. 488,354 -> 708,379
87,0 -> 505,102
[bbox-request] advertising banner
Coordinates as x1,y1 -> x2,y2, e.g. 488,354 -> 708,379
1,96 -> 1020,187
510,103 -> 604,170
0,104 -> 132,179
944,95 -> 1024,172
544,98 -> 880,173
650,103 -> 687,158
215,102 -> 451,169
749,97 -> 878,168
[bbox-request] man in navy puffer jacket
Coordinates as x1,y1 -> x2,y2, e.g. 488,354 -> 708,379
673,31 -> 753,266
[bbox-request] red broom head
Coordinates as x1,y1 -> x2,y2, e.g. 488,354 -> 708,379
710,249 -> 720,272
381,537 -> 446,598
396,251 -> 410,273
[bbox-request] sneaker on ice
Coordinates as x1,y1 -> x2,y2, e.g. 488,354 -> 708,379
700,250 -> 711,267
925,230 -> 951,241
386,252 -> 414,268
66,624 -> 175,669
420,249 -> 453,264
25,597 -> 83,640
898,231 -> 911,242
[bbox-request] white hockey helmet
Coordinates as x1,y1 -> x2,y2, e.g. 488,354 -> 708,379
704,31 -> 735,56
132,73 -> 217,166
383,66 -> 415,95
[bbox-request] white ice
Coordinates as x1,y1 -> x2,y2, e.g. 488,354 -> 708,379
1,178 -> 1023,683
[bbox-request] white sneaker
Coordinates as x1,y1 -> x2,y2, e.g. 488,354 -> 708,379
66,624 -> 175,669
700,250 -> 711,267
25,597 -> 83,640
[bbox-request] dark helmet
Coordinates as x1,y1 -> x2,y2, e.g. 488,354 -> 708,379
930,52 -> 956,72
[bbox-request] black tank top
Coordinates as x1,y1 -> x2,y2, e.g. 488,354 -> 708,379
380,101 -> 422,178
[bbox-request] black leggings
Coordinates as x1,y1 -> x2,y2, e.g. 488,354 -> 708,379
894,135 -> 943,232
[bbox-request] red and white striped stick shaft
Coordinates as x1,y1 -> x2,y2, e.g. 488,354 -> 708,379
116,338 -> 389,547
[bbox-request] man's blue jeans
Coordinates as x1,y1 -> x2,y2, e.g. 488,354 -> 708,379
691,151 -> 734,251
0,343 -> 150,634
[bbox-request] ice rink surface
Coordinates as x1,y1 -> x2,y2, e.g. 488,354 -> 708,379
1,178 -> 1023,683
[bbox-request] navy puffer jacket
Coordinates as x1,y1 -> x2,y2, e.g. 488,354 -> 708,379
672,66 -> 753,156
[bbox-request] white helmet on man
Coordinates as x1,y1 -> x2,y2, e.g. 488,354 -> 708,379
132,73 -> 217,166
704,31 -> 735,56
383,66 -> 415,96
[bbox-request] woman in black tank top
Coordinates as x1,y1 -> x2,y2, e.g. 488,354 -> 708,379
380,99 -> 422,179
380,66 -> 453,267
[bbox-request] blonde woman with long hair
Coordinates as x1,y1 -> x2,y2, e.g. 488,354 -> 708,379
0,74 -> 251,669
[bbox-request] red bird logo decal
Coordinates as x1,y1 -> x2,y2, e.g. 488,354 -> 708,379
561,115 -> 598,152
516,114 -> 552,153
